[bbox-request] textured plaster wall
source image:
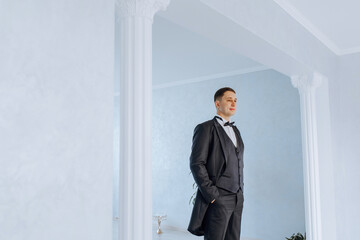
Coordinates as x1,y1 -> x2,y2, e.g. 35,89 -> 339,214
0,1 -> 114,239
152,70 -> 305,240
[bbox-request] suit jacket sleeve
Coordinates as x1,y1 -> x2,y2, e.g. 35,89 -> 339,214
190,123 -> 219,204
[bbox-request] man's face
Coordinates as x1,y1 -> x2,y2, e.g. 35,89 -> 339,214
215,91 -> 237,118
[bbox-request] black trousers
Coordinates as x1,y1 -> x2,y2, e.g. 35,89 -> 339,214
203,188 -> 244,240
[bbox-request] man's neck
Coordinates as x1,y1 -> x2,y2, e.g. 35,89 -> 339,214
217,112 -> 230,121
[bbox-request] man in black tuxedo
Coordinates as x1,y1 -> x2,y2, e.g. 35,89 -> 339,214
188,87 -> 244,240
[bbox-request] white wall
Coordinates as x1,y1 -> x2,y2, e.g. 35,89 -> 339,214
330,53 -> 360,240
0,1 -> 114,240
152,70 -> 305,240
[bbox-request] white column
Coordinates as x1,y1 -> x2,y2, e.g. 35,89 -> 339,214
115,1 -> 169,240
291,72 -> 324,240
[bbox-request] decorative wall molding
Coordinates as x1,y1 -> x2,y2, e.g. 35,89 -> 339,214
116,0 -> 170,22
273,0 -> 360,56
291,72 -> 327,240
152,66 -> 270,89
291,72 -> 323,91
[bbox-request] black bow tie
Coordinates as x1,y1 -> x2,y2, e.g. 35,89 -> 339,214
224,121 -> 235,127
215,116 -> 235,127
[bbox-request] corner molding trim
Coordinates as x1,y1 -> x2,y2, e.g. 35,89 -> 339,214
273,0 -> 360,56
153,66 -> 270,89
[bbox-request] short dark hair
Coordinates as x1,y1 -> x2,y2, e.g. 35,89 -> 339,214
214,87 -> 236,102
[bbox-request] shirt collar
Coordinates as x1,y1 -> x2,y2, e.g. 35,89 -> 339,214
215,114 -> 231,126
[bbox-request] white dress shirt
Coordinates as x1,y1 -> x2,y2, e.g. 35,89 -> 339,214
215,114 -> 237,147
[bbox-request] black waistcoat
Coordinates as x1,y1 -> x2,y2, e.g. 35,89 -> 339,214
216,126 -> 244,193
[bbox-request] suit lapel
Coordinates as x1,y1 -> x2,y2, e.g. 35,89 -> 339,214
213,116 -> 228,164
233,125 -> 244,150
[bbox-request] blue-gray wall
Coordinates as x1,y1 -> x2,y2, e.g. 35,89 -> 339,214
152,69 -> 305,240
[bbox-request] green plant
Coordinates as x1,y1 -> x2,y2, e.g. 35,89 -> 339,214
286,232 -> 306,240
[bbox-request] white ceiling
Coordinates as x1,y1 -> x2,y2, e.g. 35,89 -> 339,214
153,16 -> 264,86
153,0 -> 359,82
273,0 -> 360,55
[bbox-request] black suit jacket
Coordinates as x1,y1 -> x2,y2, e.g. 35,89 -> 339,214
187,116 -> 244,236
